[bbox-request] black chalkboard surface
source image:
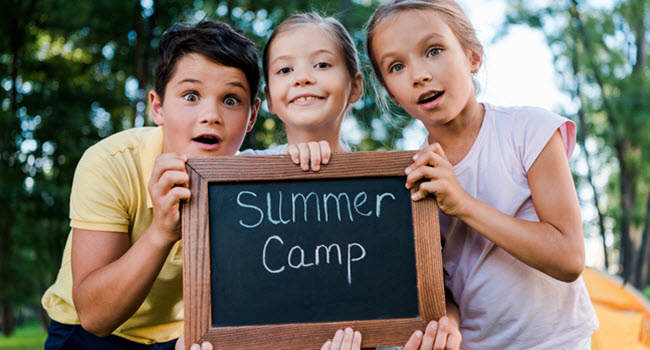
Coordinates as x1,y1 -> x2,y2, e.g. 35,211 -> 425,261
182,151 -> 444,350
209,177 -> 418,327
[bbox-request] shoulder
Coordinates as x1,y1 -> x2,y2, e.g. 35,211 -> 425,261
485,103 -> 568,130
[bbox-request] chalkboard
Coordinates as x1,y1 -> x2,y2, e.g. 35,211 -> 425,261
182,151 -> 444,350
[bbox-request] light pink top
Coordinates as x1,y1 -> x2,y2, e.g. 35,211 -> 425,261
428,103 -> 597,349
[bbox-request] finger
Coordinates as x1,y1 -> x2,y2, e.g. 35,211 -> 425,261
445,332 -> 461,350
319,141 -> 332,164
352,330 -> 362,350
331,329 -> 344,350
402,330 -> 423,350
308,142 -> 321,171
420,320 -> 437,350
320,340 -> 332,350
298,143 -> 310,171
433,317 -> 449,350
190,345 -> 200,350
150,170 -> 190,201
340,328 -> 354,350
411,181 -> 445,202
405,151 -> 446,179
201,342 -> 212,350
413,143 -> 448,161
405,165 -> 445,194
150,154 -> 187,184
285,145 -> 300,164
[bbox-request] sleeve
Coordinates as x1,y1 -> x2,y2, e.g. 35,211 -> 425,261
520,107 -> 576,173
69,146 -> 131,233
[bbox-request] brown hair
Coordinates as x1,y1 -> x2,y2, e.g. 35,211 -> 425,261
154,20 -> 260,104
366,0 -> 483,88
262,13 -> 360,84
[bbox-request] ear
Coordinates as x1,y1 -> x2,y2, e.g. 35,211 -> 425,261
247,98 -> 260,133
348,73 -> 364,105
149,90 -> 164,126
468,49 -> 482,74
264,86 -> 275,115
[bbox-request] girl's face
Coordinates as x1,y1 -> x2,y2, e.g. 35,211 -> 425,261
371,10 -> 481,128
266,24 -> 362,132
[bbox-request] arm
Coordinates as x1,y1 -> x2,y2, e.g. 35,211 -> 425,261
406,131 -> 584,282
72,153 -> 190,336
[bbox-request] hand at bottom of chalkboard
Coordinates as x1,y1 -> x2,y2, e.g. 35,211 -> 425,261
321,328 -> 362,350
402,317 -> 461,350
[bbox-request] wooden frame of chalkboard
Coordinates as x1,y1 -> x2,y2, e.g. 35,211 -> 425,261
182,151 -> 444,350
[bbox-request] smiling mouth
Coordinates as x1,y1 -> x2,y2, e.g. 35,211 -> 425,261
193,135 -> 220,145
418,91 -> 444,104
291,96 -> 323,103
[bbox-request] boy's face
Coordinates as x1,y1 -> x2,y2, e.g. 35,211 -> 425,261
150,53 -> 259,157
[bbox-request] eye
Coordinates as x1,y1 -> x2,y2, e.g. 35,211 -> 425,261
183,92 -> 199,102
277,67 -> 292,75
224,96 -> 240,107
315,62 -> 331,69
427,47 -> 442,58
389,63 -> 404,73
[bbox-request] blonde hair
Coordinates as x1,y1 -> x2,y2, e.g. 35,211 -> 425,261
262,12 -> 360,85
365,0 -> 483,89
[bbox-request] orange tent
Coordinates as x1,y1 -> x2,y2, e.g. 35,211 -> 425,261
583,267 -> 650,349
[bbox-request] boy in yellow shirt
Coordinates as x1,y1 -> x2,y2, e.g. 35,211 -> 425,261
42,19 -> 261,349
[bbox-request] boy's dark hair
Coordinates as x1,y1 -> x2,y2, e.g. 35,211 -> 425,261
154,20 -> 260,104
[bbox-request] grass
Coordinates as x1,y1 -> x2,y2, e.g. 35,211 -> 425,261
0,321 -> 47,350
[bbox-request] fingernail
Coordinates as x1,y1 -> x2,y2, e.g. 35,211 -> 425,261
302,164 -> 308,171
314,165 -> 320,171
412,193 -> 420,201
335,329 -> 344,337
429,320 -> 438,330
202,342 -> 211,350
415,330 -> 423,338
405,167 -> 411,174
323,157 -> 329,164
190,345 -> 200,350
413,154 -> 419,160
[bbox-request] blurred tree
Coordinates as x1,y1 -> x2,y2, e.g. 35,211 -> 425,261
502,0 -> 650,288
1,0 -> 425,334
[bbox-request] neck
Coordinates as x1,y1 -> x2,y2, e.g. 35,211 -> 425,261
285,123 -> 346,153
425,99 -> 484,164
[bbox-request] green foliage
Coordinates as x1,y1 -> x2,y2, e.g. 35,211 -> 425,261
0,322 -> 46,350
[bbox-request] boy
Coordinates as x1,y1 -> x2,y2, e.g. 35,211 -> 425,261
42,20 -> 260,349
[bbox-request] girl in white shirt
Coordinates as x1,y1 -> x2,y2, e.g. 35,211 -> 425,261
363,0 -> 598,349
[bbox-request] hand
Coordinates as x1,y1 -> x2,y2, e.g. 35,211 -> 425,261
403,317 -> 461,350
148,152 -> 191,245
321,328 -> 362,350
175,333 -> 213,350
284,141 -> 332,172
404,143 -> 471,217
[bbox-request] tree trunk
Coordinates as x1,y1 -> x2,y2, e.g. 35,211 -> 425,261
0,302 -> 14,337
634,193 -> 650,288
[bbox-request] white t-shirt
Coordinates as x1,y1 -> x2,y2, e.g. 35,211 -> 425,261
238,144 -> 287,155
435,103 -> 597,349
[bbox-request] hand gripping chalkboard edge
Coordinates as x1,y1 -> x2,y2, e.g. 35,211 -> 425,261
181,150 -> 446,350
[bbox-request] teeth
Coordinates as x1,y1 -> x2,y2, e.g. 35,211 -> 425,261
419,91 -> 442,103
294,96 -> 319,102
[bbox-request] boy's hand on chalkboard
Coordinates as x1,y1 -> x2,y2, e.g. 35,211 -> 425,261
149,153 -> 190,244
321,328 -> 362,350
404,143 -> 470,217
284,141 -> 331,172
403,317 -> 461,350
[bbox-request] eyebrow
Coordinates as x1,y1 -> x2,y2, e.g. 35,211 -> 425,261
176,79 -> 248,92
378,33 -> 446,67
270,49 -> 337,66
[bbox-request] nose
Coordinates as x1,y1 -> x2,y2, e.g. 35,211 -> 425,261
293,65 -> 315,87
411,60 -> 432,87
200,101 -> 223,125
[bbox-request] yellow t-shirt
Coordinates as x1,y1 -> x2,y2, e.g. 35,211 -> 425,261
41,126 -> 184,344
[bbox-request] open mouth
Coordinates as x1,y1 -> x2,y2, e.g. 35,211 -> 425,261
418,91 -> 444,104
193,135 -> 220,145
